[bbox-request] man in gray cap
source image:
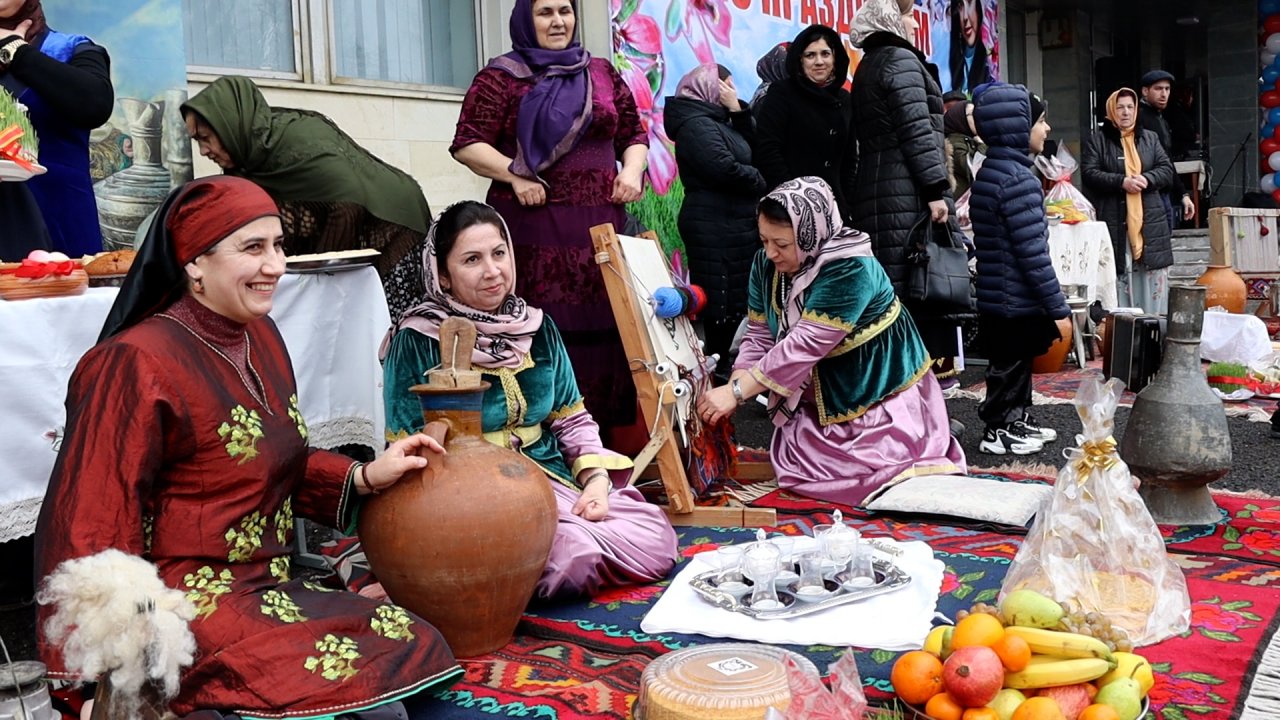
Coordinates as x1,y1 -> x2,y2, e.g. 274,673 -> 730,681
1138,69 -> 1195,227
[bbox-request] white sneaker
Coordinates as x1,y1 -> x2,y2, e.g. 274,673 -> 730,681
979,426 -> 1045,455
1010,413 -> 1058,443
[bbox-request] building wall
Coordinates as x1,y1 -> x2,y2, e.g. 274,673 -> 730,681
187,2 -> 614,209
1207,0 -> 1260,206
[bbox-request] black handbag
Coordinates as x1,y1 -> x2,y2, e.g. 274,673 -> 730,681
905,214 -> 976,318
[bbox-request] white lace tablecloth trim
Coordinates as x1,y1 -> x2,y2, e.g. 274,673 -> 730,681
0,496 -> 41,541
309,417 -> 381,454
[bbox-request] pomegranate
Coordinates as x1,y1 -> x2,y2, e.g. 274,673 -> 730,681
942,646 -> 1004,707
1037,684 -> 1092,720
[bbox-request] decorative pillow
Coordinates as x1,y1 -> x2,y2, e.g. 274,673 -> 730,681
862,474 -> 1052,527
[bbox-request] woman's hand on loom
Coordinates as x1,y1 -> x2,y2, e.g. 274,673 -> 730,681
572,475 -> 611,521
698,385 -> 740,425
360,433 -> 446,494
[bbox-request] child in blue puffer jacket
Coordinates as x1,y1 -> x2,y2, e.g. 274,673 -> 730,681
968,83 -> 1070,456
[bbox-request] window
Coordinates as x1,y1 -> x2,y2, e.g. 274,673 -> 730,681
182,0 -> 481,93
183,0 -> 301,77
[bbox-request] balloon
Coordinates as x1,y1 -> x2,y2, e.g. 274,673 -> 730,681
1266,67 -> 1280,85
1265,50 -> 1279,67
1263,138 -> 1280,156
1269,151 -> 1280,172
1264,174 -> 1278,194
1272,188 -> 1280,203
1268,15 -> 1280,34
1267,34 -> 1280,54
1263,90 -> 1280,108
1267,0 -> 1280,17
1269,108 -> 1280,125
1265,123 -> 1278,140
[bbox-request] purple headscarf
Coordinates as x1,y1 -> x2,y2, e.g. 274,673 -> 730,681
675,64 -> 721,105
486,0 -> 593,183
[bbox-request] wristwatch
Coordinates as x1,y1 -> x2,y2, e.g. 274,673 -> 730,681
0,38 -> 27,66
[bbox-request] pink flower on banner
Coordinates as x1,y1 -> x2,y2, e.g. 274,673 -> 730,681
614,8 -> 662,57
618,58 -> 677,194
665,0 -> 732,64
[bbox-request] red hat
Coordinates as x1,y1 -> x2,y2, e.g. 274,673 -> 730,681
167,176 -> 279,265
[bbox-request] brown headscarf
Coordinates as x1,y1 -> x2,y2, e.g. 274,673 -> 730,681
1105,88 -> 1146,261
0,1 -> 48,39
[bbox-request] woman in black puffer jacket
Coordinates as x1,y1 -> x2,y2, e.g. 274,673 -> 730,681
666,63 -> 766,377
849,0 -> 960,377
1082,88 -> 1174,315
753,24 -> 855,220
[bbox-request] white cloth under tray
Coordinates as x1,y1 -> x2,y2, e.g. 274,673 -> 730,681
1200,311 -> 1274,364
640,537 -> 944,651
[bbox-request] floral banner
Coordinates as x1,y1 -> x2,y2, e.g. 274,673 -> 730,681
610,0 -> 1001,195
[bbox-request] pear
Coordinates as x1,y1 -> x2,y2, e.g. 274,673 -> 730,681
986,688 -> 1027,720
1096,677 -> 1143,720
1000,589 -> 1065,629
1097,652 -> 1155,697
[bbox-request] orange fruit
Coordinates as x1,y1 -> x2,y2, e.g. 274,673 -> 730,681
991,634 -> 1032,672
924,692 -> 965,720
952,613 -> 1006,649
962,709 -> 999,720
1079,704 -> 1120,720
1011,696 -> 1067,720
891,650 -> 945,705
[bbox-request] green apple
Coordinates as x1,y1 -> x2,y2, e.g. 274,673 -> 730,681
1096,677 -> 1143,720
986,688 -> 1027,720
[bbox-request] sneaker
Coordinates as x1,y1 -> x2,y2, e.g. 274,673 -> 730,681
1011,412 -> 1058,442
979,425 -> 1045,455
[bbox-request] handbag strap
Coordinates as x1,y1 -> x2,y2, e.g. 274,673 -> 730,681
910,211 -> 965,251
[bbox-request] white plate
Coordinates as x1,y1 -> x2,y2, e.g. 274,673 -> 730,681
0,159 -> 47,182
285,248 -> 380,274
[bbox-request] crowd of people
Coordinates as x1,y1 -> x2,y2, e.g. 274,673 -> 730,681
20,0 -> 1279,718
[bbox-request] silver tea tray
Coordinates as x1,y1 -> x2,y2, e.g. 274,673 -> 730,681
690,554 -> 911,620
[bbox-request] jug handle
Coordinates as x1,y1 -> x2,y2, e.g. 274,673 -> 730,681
420,419 -> 451,452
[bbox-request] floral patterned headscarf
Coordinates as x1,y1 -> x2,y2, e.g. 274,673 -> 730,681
850,0 -> 908,46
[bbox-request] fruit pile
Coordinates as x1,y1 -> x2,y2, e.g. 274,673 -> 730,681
891,590 -> 1153,720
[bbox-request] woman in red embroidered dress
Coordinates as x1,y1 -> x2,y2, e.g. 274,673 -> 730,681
451,0 -> 648,448
35,177 -> 461,717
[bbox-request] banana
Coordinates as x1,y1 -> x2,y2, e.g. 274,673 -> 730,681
1004,626 -> 1115,662
1003,657 -> 1116,690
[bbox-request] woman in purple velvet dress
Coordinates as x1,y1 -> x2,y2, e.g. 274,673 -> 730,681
451,0 -> 648,449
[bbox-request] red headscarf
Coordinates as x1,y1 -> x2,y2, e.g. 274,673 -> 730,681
0,1 -> 48,39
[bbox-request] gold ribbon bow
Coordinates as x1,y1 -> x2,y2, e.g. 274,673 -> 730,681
1074,436 -> 1118,476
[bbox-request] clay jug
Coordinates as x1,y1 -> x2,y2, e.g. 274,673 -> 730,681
1195,265 -> 1247,313
1032,316 -> 1075,374
358,319 -> 557,658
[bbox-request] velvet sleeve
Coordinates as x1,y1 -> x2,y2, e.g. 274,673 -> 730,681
450,67 -> 516,155
35,341 -> 190,576
608,62 -> 649,157
8,42 -> 113,128
382,329 -> 437,437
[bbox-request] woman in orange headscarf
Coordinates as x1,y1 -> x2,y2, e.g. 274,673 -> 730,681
1082,88 -> 1175,315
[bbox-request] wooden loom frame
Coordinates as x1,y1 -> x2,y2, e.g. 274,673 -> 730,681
590,223 -> 775,527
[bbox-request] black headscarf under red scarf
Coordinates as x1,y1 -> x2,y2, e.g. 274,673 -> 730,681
99,177 -> 279,341
0,1 -> 48,40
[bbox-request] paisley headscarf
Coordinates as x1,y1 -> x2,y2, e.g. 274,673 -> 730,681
382,201 -> 544,369
851,0 -> 908,46
762,177 -> 873,425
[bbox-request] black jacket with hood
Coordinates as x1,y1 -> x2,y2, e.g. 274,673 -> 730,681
665,96 -> 766,322
752,24 -> 856,218
1081,122 -> 1175,272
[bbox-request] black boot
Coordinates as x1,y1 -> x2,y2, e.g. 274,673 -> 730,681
1271,406 -> 1280,439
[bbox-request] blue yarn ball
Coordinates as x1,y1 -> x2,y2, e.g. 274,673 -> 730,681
653,286 -> 685,318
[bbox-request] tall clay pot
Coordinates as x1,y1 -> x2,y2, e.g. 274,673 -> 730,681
1195,265 -> 1247,313
1118,284 -> 1230,525
358,382 -> 558,658
1032,316 -> 1075,374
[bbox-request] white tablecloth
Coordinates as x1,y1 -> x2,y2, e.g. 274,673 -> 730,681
1048,221 -> 1119,309
0,266 -> 389,542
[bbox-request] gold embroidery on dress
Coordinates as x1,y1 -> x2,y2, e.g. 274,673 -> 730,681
218,405 -> 264,464
275,497 -> 294,545
260,589 -> 307,623
225,511 -> 267,562
370,605 -> 416,641
827,300 -> 902,358
141,515 -> 154,555
287,394 -> 308,439
183,566 -> 234,619
479,352 -> 534,428
269,556 -> 291,583
547,399 -> 586,422
304,634 -> 362,681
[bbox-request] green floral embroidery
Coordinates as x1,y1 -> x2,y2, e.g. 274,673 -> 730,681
225,511 -> 267,562
260,590 -> 307,623
141,515 -> 155,554
218,405 -> 264,464
183,566 -> 234,618
303,634 -> 361,681
269,556 -> 291,583
288,394 -> 308,440
370,605 -> 416,641
303,580 -> 337,593
275,497 -> 294,545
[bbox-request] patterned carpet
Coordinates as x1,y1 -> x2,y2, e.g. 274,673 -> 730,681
402,471 -> 1280,720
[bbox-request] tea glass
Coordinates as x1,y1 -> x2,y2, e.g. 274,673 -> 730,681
743,541 -> 783,610
716,544 -> 750,597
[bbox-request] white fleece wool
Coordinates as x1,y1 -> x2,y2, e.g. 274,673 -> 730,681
37,549 -> 197,706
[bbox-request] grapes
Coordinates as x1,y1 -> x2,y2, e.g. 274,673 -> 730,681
955,602 -> 1002,625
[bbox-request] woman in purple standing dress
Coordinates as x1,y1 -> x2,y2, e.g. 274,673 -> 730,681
451,0 -> 649,448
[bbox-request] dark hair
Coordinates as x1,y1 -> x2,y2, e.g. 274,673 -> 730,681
716,64 -> 732,81
757,197 -> 791,225
949,0 -> 989,93
433,201 -> 508,276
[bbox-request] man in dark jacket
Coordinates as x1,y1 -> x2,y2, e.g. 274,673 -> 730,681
753,24 -> 856,219
969,84 -> 1070,455
1137,69 -> 1195,229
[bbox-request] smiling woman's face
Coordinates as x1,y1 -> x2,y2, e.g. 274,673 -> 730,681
959,0 -> 979,47
440,222 -> 515,312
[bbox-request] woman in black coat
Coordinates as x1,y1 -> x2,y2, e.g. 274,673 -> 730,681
753,24 -> 855,220
666,63 -> 766,377
848,0 -> 961,377
1082,88 -> 1174,315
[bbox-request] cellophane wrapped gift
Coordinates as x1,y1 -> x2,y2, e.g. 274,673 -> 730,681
764,651 -> 867,720
999,378 -> 1191,646
1034,144 -> 1096,221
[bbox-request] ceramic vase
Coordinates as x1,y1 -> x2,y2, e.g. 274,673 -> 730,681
1195,265 -> 1247,313
93,99 -> 173,251
358,382 -> 557,658
1118,284 -> 1230,525
1032,317 -> 1075,374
